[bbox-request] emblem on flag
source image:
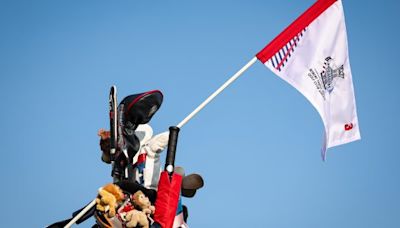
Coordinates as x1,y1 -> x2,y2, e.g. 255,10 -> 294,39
308,56 -> 345,99
321,56 -> 344,93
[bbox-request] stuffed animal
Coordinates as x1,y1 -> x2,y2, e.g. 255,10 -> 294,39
131,190 -> 155,215
125,210 -> 149,228
95,183 -> 125,218
124,190 -> 156,228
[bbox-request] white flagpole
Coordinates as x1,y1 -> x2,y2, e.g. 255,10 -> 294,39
177,57 -> 257,128
64,199 -> 97,228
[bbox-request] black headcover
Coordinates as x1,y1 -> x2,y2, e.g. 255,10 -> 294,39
118,90 -> 163,160
120,90 -> 163,130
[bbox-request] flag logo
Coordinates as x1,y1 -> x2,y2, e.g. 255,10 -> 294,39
321,56 -> 344,93
307,56 -> 345,100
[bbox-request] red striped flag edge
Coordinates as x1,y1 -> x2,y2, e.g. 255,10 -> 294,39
256,0 -> 337,64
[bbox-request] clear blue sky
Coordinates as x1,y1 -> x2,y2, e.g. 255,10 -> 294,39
1,0 -> 399,227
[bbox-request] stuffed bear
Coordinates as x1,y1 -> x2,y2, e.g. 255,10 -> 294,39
131,190 -> 155,215
124,190 -> 155,228
95,183 -> 125,218
125,210 -> 149,228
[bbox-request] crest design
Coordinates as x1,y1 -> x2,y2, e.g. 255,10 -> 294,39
307,56 -> 345,100
320,57 -> 344,93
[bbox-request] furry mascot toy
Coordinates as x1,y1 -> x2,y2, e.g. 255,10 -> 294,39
131,190 -> 155,215
125,190 -> 156,228
95,183 -> 125,218
125,210 -> 149,228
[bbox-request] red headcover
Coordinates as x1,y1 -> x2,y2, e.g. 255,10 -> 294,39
154,172 -> 182,228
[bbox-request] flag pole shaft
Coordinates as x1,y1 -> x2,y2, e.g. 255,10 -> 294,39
177,57 -> 257,128
64,199 -> 97,228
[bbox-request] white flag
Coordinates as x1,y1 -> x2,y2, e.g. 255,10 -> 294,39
256,0 -> 360,159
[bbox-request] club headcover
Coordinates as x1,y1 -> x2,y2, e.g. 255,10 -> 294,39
119,90 -> 163,161
120,90 -> 163,130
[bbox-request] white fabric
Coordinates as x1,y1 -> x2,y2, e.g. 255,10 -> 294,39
131,130 -> 169,190
263,0 -> 360,158
147,131 -> 169,153
135,124 -> 154,146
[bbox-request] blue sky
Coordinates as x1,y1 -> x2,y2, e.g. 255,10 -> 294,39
1,0 -> 399,227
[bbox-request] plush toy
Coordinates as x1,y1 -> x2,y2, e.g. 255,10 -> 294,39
125,210 -> 149,228
95,183 -> 125,218
124,190 -> 156,228
131,190 -> 155,215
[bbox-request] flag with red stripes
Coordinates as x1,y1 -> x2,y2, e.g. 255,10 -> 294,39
256,0 -> 360,159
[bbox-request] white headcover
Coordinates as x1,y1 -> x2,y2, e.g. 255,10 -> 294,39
135,124 -> 153,146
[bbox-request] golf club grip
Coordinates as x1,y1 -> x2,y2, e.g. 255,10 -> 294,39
110,126 -> 116,155
165,126 -> 180,172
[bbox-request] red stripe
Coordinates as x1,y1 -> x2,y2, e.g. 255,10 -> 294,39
256,0 -> 337,63
126,90 -> 163,116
